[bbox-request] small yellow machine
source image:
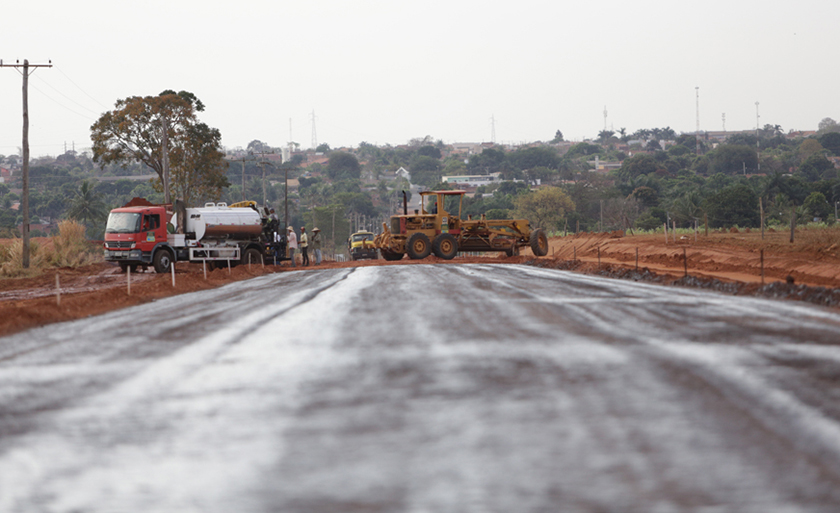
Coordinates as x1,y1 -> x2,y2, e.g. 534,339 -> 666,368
348,231 -> 378,260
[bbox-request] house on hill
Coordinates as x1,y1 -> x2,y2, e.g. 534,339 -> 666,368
0,166 -> 11,183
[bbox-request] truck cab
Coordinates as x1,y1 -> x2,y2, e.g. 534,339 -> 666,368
103,206 -> 171,272
348,231 -> 378,260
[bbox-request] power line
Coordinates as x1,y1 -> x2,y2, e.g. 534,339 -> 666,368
31,73 -> 102,116
54,65 -> 109,110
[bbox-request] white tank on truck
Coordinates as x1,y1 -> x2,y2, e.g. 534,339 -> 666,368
175,202 -> 263,241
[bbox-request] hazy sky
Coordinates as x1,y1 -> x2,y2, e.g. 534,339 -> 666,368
2,0 -> 837,158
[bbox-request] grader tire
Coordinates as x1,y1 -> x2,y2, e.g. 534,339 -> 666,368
406,233 -> 432,260
530,228 -> 549,257
432,233 -> 458,260
382,251 -> 404,261
505,245 -> 520,258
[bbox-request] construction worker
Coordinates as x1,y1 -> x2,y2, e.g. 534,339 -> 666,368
287,226 -> 297,267
312,227 -> 322,265
300,226 -> 309,266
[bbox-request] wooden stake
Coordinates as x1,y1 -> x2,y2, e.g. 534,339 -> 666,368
171,261 -> 176,287
760,197 -> 765,240
683,247 -> 688,278
127,266 -> 131,296
760,249 -> 765,285
55,274 -> 61,306
228,259 -> 231,274
673,220 -> 677,243
664,223 -> 668,244
635,247 -> 639,271
790,206 -> 796,243
573,246 -> 576,261
203,261 -> 207,280
597,246 -> 601,269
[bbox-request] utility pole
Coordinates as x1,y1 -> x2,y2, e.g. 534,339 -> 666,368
253,151 -> 275,207
1,58 -> 52,269
230,154 -> 256,202
161,114 -> 170,204
755,101 -> 761,172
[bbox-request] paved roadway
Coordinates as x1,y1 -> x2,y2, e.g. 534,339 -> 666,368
2,264 -> 840,512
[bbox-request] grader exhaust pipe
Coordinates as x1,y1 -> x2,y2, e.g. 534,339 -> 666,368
403,190 -> 408,215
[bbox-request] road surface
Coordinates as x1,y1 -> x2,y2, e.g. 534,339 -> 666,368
2,264 -> 840,512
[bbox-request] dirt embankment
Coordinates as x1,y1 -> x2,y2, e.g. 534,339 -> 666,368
1,227 -> 839,338
527,228 -> 840,289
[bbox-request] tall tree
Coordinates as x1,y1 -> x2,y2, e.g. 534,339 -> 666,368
90,91 -> 224,205
513,187 -> 575,231
67,180 -> 107,231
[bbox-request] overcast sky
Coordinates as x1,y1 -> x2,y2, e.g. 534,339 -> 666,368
2,0 -> 837,158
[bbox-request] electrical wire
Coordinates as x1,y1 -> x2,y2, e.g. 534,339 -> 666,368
54,66 -> 109,110
32,73 -> 102,116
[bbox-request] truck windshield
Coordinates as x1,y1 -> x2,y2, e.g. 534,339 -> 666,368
105,212 -> 141,233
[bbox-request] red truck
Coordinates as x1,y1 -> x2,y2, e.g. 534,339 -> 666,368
103,199 -> 284,273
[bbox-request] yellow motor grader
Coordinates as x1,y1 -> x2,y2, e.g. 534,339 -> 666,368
374,190 -> 549,260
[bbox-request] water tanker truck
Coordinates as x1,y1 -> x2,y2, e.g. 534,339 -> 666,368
103,198 -> 285,273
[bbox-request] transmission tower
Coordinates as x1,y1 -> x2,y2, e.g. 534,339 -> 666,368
310,109 -> 318,149
490,114 -> 496,143
695,87 -> 700,155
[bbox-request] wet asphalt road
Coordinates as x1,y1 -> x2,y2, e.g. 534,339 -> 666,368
2,263 -> 840,512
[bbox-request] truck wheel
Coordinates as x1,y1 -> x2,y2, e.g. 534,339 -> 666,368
530,228 -> 549,256
382,251 -> 403,261
406,233 -> 432,260
432,233 -> 458,260
241,248 -> 263,266
153,249 -> 173,274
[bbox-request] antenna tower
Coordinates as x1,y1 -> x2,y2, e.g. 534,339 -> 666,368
490,114 -> 496,143
695,87 -> 700,155
310,110 -> 318,149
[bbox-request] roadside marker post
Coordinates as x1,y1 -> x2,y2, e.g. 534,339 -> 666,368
228,259 -> 231,275
171,262 -> 175,287
635,248 -> 639,271
761,249 -> 765,285
127,266 -> 131,296
55,274 -> 61,306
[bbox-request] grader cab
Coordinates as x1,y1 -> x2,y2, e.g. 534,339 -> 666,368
374,190 -> 549,260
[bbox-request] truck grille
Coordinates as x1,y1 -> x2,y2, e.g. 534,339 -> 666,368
105,241 -> 133,249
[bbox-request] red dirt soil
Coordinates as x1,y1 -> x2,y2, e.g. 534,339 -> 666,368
1,227 -> 838,337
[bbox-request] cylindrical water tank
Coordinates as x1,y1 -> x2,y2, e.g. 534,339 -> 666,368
179,203 -> 263,240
